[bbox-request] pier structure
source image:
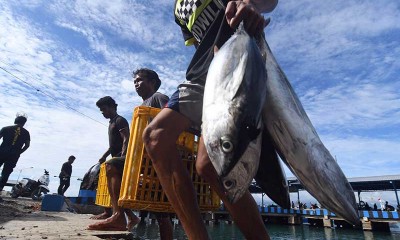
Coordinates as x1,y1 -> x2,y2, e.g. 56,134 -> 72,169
209,206 -> 400,232
9,174 -> 400,233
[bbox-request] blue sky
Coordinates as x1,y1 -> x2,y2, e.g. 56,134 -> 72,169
1,1 -> 399,206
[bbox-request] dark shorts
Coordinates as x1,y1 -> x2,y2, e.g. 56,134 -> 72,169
105,156 -> 125,174
166,81 -> 205,135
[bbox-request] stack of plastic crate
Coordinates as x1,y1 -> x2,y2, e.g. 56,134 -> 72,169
95,106 -> 220,212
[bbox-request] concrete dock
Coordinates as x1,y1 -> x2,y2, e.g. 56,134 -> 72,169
0,195 -> 132,240
0,211 -> 134,240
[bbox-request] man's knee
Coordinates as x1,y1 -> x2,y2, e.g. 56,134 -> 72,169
143,126 -> 165,168
142,125 -> 154,149
143,110 -> 191,157
105,163 -> 119,176
195,154 -> 215,181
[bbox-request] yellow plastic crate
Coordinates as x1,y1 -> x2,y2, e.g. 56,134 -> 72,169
95,163 -> 111,207
95,106 -> 220,213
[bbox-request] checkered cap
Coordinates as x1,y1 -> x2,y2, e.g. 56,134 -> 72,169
176,0 -> 203,21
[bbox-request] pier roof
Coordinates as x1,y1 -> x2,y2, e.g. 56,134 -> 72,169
249,174 -> 400,193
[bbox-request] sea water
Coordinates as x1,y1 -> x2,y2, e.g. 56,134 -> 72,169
130,221 -> 400,239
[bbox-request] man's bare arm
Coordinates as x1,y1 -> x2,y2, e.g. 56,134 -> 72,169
20,140 -> 30,154
119,127 -> 130,157
99,149 -> 111,163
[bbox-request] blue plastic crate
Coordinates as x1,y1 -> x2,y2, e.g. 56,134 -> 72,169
41,194 -> 65,211
78,190 -> 96,198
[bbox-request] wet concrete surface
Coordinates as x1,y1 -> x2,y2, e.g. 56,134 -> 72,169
0,196 -> 131,240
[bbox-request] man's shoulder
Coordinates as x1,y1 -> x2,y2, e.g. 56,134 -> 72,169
115,115 -> 128,121
152,92 -> 169,99
115,115 -> 129,127
1,125 -> 14,131
21,127 -> 30,135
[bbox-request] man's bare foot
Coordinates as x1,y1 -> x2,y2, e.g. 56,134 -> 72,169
87,214 -> 127,231
90,211 -> 111,220
127,216 -> 141,231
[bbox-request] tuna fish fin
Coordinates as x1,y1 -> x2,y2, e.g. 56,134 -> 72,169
228,47 -> 248,101
254,130 -> 290,209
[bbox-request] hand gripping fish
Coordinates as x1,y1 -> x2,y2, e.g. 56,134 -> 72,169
202,23 -> 267,195
258,33 -> 359,225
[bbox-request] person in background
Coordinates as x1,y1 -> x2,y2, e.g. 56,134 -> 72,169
87,96 -> 140,231
142,0 -> 278,239
364,202 -> 370,211
134,68 -> 169,109
379,198 -> 385,211
57,155 -> 76,196
0,113 -> 30,202
133,68 -> 172,239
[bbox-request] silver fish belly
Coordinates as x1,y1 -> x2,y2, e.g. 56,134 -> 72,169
258,35 -> 359,225
202,24 -> 266,178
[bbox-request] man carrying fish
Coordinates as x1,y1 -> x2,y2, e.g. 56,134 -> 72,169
143,0 -> 278,239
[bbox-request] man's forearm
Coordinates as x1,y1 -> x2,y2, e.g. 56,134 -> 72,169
20,145 -> 30,154
119,128 -> 130,157
101,149 -> 111,159
121,139 -> 128,157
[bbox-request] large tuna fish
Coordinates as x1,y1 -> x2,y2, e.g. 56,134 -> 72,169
202,24 -> 267,179
257,34 -> 359,225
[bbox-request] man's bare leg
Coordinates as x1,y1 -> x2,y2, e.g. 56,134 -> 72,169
143,108 -> 209,240
87,165 -> 130,230
157,215 -> 173,240
126,209 -> 140,231
196,137 -> 270,240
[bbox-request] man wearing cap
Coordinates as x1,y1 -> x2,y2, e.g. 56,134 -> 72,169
0,114 -> 30,201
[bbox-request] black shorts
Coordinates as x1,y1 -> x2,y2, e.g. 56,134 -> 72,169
105,156 -> 125,174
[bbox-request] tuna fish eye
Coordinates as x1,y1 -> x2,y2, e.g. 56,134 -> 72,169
220,137 -> 233,153
223,179 -> 236,190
